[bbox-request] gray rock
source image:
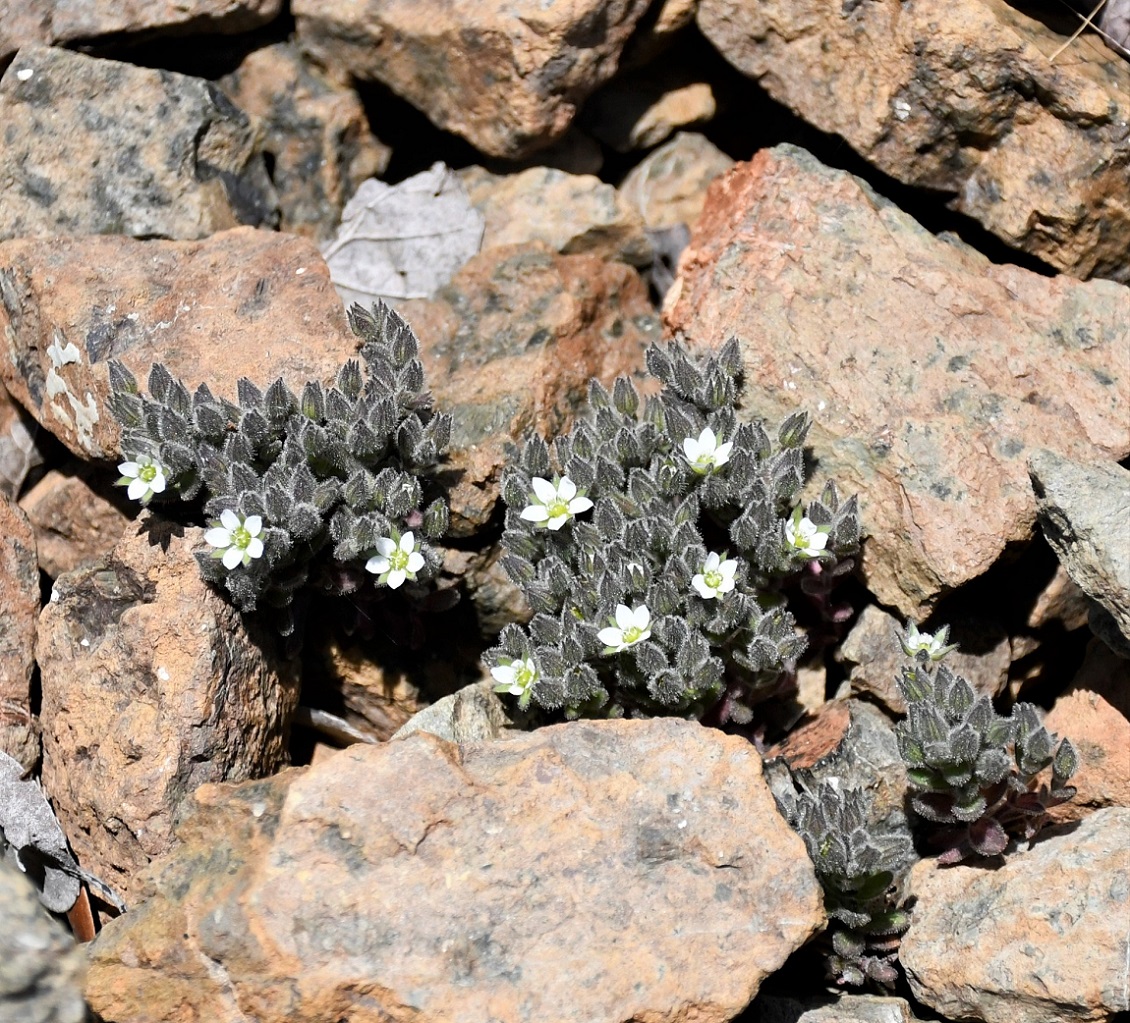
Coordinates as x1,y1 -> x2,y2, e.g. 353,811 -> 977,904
756,993 -> 930,1023
0,45 -> 277,242
0,857 -> 86,1023
392,679 -> 517,744
1029,449 -> 1130,651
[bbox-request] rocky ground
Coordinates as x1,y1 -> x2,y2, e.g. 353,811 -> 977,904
0,2 -> 1128,1022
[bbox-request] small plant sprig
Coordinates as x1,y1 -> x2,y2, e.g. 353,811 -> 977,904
778,782 -> 914,990
894,623 -> 1078,864
487,338 -> 859,721
107,302 -> 450,633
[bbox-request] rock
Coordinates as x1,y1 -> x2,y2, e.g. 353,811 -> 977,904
402,243 -> 659,535
0,227 -> 357,460
85,719 -> 823,1023
0,857 -> 86,1023
837,605 -> 1009,715
392,679 -> 517,744
755,993 -> 930,1023
217,41 -> 391,241
0,380 -> 44,501
1029,449 -> 1130,651
1044,639 -> 1130,824
0,494 -> 39,771
0,0 -> 49,64
582,71 -> 716,152
459,165 -> 654,267
0,46 -> 278,242
696,0 -> 1130,282
36,516 -> 300,903
663,145 -> 1130,617
619,0 -> 698,69
19,464 -> 130,579
294,0 -> 653,158
619,131 -> 735,233
900,807 -> 1130,1023
1099,0 -> 1130,57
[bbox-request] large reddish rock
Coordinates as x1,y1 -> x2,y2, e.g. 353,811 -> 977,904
294,0 -> 653,158
901,808 -> 1130,1023
0,227 -> 358,459
0,493 -> 39,770
664,146 -> 1130,617
85,719 -> 824,1023
36,516 -> 300,903
0,46 -> 277,242
697,0 -> 1130,282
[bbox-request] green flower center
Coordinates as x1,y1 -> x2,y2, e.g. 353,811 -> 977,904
703,569 -> 723,590
547,498 -> 570,519
139,463 -> 157,483
232,525 -> 252,549
389,546 -> 410,571
622,626 -> 643,645
514,663 -> 537,689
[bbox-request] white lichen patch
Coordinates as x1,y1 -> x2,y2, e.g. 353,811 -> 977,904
42,331 -> 100,453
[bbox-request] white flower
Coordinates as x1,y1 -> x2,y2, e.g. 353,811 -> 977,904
691,552 -> 738,600
116,454 -> 167,505
785,508 -> 829,558
901,622 -> 957,662
519,476 -> 593,530
682,427 -> 733,475
491,656 -> 539,709
365,531 -> 424,589
204,509 -> 265,570
598,604 -> 652,653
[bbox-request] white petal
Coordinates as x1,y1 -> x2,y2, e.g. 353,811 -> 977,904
118,461 -> 139,477
220,508 -> 241,531
399,531 -> 416,553
567,496 -> 593,515
692,575 -> 714,599
717,576 -> 735,594
597,627 -> 624,647
614,604 -> 634,630
809,531 -> 829,552
682,437 -> 700,461
222,546 -> 244,570
698,427 -> 717,450
246,537 -> 264,560
149,473 -> 167,494
406,552 -> 425,573
127,478 -> 148,500
375,536 -> 397,556
635,627 -> 652,644
244,515 -> 263,537
520,505 -> 549,522
631,605 -> 651,630
204,527 -> 231,548
720,560 -> 738,579
546,514 -> 567,530
490,664 -> 516,686
386,568 -> 406,589
530,477 -> 558,503
557,477 -> 577,501
713,441 -> 733,464
366,555 -> 390,575
703,552 -> 720,571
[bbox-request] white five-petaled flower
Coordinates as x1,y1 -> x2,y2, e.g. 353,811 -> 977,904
598,604 -> 652,653
366,531 -> 424,589
490,656 -> 540,710
519,476 -> 593,530
901,622 -> 956,662
116,454 -> 167,505
784,508 -> 830,559
204,509 -> 265,570
682,427 -> 733,475
691,551 -> 738,600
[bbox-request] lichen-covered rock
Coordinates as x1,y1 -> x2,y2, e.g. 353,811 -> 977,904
697,0 -> 1130,282
0,46 -> 277,242
36,516 -> 300,903
0,227 -> 357,459
619,131 -> 734,233
901,807 -> 1130,1023
664,145 -> 1130,617
0,493 -> 39,771
0,380 -> 44,500
294,0 -> 653,158
85,719 -> 824,1023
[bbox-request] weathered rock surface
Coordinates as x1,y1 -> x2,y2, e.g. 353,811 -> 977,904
0,494 -> 39,771
294,0 -> 653,158
218,41 -> 390,241
0,856 -> 86,1023
697,0 -> 1130,282
837,604 -> 1010,714
403,243 -> 659,535
1045,639 -> 1130,823
459,165 -> 654,267
19,464 -> 130,579
664,145 -> 1130,617
901,807 -> 1130,1023
85,720 -> 823,1023
36,516 -> 300,903
756,993 -> 931,1023
0,46 -> 277,242
1030,449 -> 1130,650
392,678 -> 517,744
0,227 -> 357,459
0,380 -> 44,500
582,69 -> 716,152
